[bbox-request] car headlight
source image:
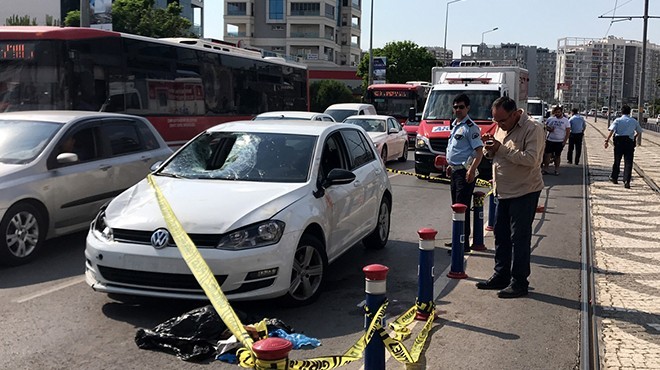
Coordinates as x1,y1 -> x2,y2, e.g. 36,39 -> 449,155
91,207 -> 114,242
416,135 -> 429,149
216,220 -> 285,250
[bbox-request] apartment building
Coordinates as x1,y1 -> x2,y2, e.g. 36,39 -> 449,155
556,36 -> 660,110
224,0 -> 363,67
463,43 -> 557,103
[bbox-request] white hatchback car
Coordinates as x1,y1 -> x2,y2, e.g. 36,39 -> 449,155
0,111 -> 172,266
85,120 -> 393,305
253,111 -> 336,122
343,115 -> 408,163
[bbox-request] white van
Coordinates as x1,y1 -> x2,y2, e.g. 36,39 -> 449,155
324,103 -> 377,123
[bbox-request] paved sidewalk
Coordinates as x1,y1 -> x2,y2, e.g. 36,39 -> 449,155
584,118 -> 660,369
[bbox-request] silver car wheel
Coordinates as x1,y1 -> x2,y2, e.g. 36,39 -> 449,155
289,243 -> 324,301
376,201 -> 390,241
6,210 -> 40,258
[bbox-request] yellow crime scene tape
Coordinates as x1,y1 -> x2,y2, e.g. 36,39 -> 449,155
386,168 -> 492,189
148,174 -> 437,369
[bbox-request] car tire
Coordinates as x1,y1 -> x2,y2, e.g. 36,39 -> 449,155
363,197 -> 391,250
281,234 -> 327,306
398,143 -> 408,162
380,146 -> 388,163
0,202 -> 46,266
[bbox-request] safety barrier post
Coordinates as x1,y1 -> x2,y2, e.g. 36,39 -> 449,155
447,204 -> 468,279
416,228 -> 437,321
471,191 -> 487,251
363,264 -> 389,370
485,188 -> 497,231
253,337 -> 293,370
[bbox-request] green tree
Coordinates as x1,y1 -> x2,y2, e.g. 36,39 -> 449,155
5,15 -> 37,26
45,14 -> 60,26
356,40 -> 437,91
112,0 -> 193,38
64,10 -> 80,26
310,80 -> 356,112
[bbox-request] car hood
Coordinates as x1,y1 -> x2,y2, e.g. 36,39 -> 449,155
0,163 -> 24,178
105,176 -> 310,233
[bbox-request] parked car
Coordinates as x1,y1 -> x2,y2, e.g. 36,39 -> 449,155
0,111 -> 172,266
85,120 -> 393,305
323,103 -> 377,122
403,113 -> 423,147
253,111 -> 336,122
343,115 -> 408,163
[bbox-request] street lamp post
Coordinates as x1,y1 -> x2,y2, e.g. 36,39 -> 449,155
443,0 -> 464,66
368,0 -> 374,86
481,27 -> 498,45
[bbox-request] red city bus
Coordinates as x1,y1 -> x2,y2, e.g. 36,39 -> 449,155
365,83 -> 429,122
0,27 -> 309,146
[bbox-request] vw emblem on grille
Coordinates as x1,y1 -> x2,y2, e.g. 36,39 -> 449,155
151,228 -> 170,249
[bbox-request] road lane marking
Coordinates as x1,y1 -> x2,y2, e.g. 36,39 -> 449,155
13,275 -> 86,303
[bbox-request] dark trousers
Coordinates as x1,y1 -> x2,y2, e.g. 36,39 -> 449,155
493,190 -> 541,289
566,132 -> 584,164
611,136 -> 635,184
450,168 -> 476,250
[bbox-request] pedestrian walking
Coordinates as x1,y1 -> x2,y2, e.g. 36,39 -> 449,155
477,96 -> 545,298
604,105 -> 643,189
443,94 -> 484,253
567,108 -> 586,165
542,106 -> 570,175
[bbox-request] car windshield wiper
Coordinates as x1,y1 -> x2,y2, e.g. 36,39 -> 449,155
154,172 -> 189,179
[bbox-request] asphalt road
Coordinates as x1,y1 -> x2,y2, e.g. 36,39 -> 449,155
0,156 -> 583,369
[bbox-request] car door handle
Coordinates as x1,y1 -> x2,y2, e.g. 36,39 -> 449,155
374,168 -> 382,174
140,156 -> 152,162
353,180 -> 362,187
99,164 -> 112,171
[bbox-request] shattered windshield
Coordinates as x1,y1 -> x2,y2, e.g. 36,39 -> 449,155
157,131 -> 317,182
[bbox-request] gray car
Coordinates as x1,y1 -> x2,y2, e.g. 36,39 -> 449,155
0,111 -> 172,266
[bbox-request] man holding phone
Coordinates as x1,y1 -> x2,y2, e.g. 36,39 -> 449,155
477,96 -> 545,298
444,93 -> 484,253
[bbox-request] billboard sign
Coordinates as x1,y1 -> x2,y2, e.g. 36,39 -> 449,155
373,56 -> 387,83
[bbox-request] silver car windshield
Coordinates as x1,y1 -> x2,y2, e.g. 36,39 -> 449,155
157,131 -> 316,182
0,120 -> 61,164
344,118 -> 386,133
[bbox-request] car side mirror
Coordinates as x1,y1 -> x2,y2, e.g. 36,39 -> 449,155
150,161 -> 164,172
388,128 -> 399,134
56,152 -> 79,164
323,168 -> 356,188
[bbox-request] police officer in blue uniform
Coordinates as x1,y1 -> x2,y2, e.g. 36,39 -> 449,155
604,104 -> 643,189
445,94 -> 484,252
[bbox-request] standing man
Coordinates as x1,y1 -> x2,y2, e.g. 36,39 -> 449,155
567,108 -> 586,165
444,94 -> 484,253
542,106 -> 570,175
477,97 -> 545,298
604,105 -> 643,189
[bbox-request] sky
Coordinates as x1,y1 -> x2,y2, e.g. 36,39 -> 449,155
204,0 -> 660,57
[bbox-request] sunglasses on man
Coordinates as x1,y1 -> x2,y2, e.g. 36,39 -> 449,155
453,104 -> 466,110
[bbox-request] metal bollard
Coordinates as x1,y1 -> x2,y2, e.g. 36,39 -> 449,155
253,337 -> 293,370
416,228 -> 437,321
485,190 -> 497,231
447,203 -> 468,279
471,192 -> 487,251
363,264 -> 389,370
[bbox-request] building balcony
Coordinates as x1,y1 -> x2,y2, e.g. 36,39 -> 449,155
291,11 -> 321,16
290,32 -> 320,38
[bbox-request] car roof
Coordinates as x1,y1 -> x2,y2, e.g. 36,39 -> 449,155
207,119 -> 352,136
325,103 -> 374,110
255,111 -> 330,119
0,110 -> 144,123
344,115 -> 394,120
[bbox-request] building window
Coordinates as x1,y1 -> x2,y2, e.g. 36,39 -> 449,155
291,3 -> 321,16
227,2 -> 247,16
325,4 -> 335,19
268,0 -> 285,20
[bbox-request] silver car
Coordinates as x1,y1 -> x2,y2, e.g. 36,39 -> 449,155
0,111 -> 172,266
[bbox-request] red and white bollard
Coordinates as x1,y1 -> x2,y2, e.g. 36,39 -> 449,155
363,264 -> 389,370
252,337 -> 293,370
416,228 -> 437,321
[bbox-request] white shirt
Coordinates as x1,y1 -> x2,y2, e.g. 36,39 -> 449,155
545,116 -> 570,142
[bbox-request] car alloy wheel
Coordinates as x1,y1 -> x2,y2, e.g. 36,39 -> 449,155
363,197 -> 391,249
0,202 -> 45,266
283,234 -> 327,306
380,147 -> 388,163
398,143 -> 408,162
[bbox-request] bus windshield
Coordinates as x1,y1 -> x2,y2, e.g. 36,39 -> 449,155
370,97 -> 416,119
423,90 -> 501,121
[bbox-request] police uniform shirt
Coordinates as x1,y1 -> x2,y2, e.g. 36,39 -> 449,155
446,115 -> 483,166
608,114 -> 643,139
568,114 -> 586,134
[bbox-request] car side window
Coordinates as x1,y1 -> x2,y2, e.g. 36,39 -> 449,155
319,132 -> 348,179
322,116 -> 334,122
341,128 -> 376,169
100,121 -> 144,156
51,124 -> 101,168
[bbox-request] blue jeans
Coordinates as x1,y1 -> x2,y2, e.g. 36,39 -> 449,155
493,191 -> 541,289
